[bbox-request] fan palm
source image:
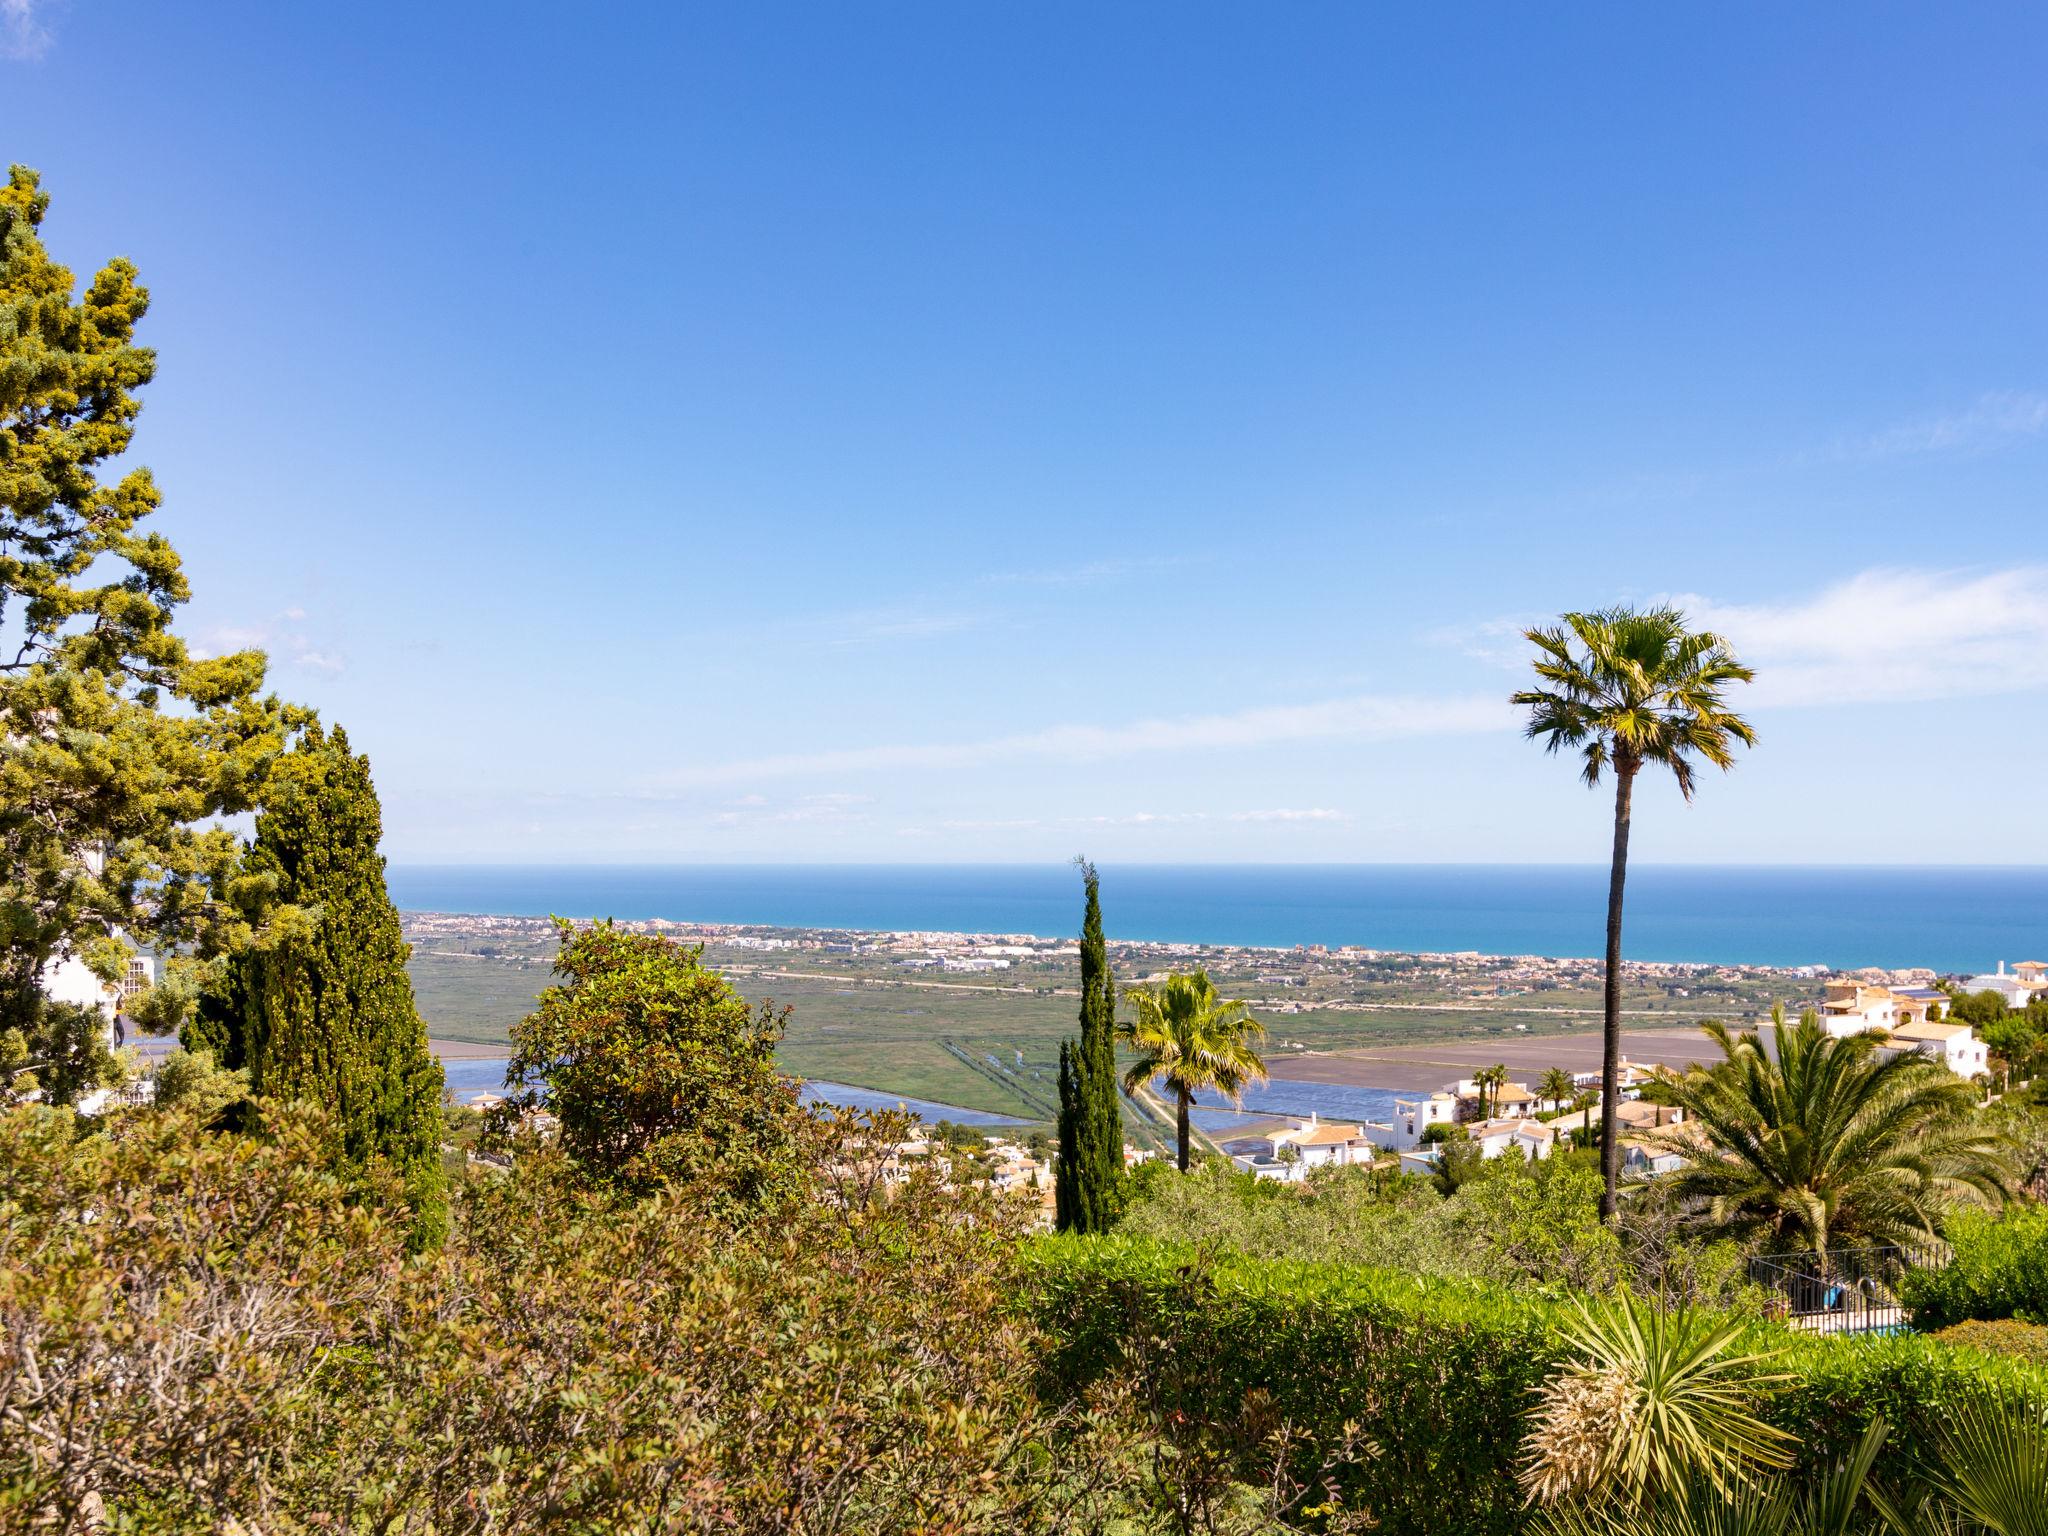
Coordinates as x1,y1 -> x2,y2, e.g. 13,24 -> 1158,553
1541,1066 -> 1579,1111
1640,1009 -> 2012,1255
1514,605 -> 1756,1221
1118,969 -> 1268,1172
1917,1392 -> 2048,1536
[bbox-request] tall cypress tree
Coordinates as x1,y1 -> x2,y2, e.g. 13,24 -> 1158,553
1055,859 -> 1122,1232
233,725 -> 446,1246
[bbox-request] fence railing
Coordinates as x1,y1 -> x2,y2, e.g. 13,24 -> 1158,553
1748,1242 -> 1947,1334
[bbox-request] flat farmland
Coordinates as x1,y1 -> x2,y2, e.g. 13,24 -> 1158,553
402,913 -> 1811,1130
1280,1026 -> 1726,1092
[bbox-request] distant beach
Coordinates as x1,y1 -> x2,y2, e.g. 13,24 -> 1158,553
389,863 -> 2048,973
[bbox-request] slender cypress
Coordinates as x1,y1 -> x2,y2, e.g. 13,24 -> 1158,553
234,725 -> 447,1246
1055,858 -> 1122,1232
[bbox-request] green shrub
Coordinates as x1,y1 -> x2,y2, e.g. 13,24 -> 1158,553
1025,1234 -> 2048,1536
1,1103 -> 1134,1533
1931,1318 -> 2048,1366
1902,1204 -> 2048,1329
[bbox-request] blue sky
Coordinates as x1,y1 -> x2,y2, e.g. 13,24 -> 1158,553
7,3 -> 2048,863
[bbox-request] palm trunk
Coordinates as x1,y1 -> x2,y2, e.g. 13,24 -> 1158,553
1599,762 -> 1637,1222
1176,1086 -> 1192,1172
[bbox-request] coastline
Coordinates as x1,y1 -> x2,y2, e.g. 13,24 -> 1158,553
387,863 -> 2048,973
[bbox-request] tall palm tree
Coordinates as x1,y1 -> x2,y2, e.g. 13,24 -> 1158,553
1640,1009 -> 2013,1254
1118,969 -> 1268,1172
1540,1066 -> 1578,1112
1514,606 -> 1756,1222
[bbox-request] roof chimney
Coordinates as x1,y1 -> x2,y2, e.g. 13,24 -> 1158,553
1999,961 -> 2007,976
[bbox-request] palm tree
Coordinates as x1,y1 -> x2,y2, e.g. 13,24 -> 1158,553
1540,1066 -> 1577,1112
1475,1062 -> 1509,1119
1118,969 -> 1268,1172
1514,606 -> 1756,1222
1640,1008 -> 2013,1255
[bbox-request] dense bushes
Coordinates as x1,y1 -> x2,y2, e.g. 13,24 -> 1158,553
1026,1234 -> 2048,1536
0,1104 -> 1133,1533
1902,1204 -> 2048,1329
1118,1150 -> 1756,1306
1930,1318 -> 2048,1366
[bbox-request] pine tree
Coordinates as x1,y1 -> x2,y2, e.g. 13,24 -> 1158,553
1055,859 -> 1122,1232
233,725 -> 446,1246
2,165 -> 298,1091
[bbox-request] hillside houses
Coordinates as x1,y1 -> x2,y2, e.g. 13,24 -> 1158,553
1819,976 -> 1995,1078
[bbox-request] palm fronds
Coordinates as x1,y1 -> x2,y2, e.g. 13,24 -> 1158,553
1640,1009 -> 2013,1253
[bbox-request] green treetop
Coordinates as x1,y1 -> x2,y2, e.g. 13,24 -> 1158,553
1118,968 -> 1268,1173
207,725 -> 446,1245
1,165 -> 300,1097
505,919 -> 807,1212
1055,858 -> 1123,1231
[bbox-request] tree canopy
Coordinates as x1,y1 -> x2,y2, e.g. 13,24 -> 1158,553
1118,968 -> 1267,1173
505,920 -> 807,1210
1641,1009 -> 2012,1253
1,164 -> 300,1094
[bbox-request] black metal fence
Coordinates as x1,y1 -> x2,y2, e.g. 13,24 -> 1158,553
1747,1243 -> 1947,1334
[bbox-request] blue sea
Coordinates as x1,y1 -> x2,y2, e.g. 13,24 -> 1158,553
388,863 -> 2048,973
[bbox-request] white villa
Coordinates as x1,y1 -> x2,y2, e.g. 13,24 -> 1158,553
39,947 -> 153,1022
1360,1090 -> 1459,1152
1818,976 -> 1991,1079
1958,960 -> 2048,1011
1226,1114 -> 1373,1181
1466,1117 -> 1557,1162
1821,980 -> 1945,1034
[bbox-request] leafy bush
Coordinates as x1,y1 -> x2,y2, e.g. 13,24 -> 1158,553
1931,1318 -> 2048,1366
0,1102 -> 1135,1533
1903,1204 -> 2048,1329
1026,1234 -> 2048,1536
1118,1148 -> 1758,1306
503,920 -> 807,1209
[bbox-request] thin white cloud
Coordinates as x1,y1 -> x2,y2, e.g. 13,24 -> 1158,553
983,554 -> 1201,587
824,607 -> 980,644
1672,567 -> 2048,707
191,609 -> 346,676
1,0 -> 58,60
1829,392 -> 2048,461
710,791 -> 873,828
1230,807 -> 1350,823
649,692 -> 1510,789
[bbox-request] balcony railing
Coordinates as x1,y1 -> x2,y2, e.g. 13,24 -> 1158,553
1748,1243 -> 1947,1335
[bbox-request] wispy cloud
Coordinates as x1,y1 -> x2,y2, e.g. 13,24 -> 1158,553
916,806 -> 1352,834
710,792 -> 873,828
1443,566 -> 2048,711
1,0 -> 59,61
191,609 -> 346,675
649,692 -> 1510,789
982,554 -> 1201,588
1825,392 -> 2048,462
1673,567 -> 2048,707
1231,807 -> 1350,823
820,607 -> 981,645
